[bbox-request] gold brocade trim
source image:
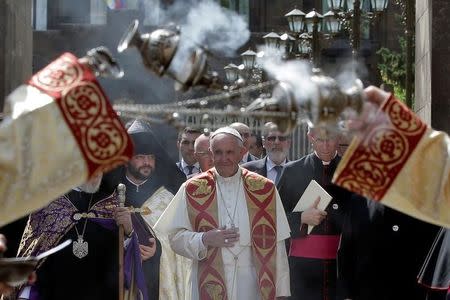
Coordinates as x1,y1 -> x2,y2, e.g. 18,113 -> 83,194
242,169 -> 277,300
332,95 -> 427,200
186,173 -> 227,300
28,53 -> 133,178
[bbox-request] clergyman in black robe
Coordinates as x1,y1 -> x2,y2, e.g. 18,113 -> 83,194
13,175 -> 147,300
338,196 -> 440,300
102,119 -> 186,300
277,129 -> 353,300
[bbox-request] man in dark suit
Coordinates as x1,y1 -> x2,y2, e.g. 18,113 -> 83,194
229,122 -> 258,164
176,127 -> 202,177
242,122 -> 291,184
277,127 -> 353,300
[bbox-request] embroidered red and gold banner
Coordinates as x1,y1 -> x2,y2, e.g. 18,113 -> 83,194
28,53 -> 133,178
333,95 -> 427,201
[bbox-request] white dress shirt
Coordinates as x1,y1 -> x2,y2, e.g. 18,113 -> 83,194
179,158 -> 200,176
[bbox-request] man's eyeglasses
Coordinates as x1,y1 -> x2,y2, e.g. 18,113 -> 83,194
195,151 -> 210,156
266,136 -> 289,142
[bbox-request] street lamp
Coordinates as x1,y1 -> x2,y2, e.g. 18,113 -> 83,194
305,9 -> 323,33
346,0 -> 364,11
224,63 -> 239,83
263,31 -> 281,49
370,0 -> 389,12
305,9 -> 323,66
326,0 -> 390,54
323,10 -> 341,34
279,33 -> 296,56
284,8 -> 306,33
328,0 -> 345,10
241,49 -> 257,69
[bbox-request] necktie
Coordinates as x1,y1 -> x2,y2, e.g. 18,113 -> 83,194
186,165 -> 195,175
274,165 -> 283,185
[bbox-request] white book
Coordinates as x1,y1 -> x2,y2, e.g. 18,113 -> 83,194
293,179 -> 333,234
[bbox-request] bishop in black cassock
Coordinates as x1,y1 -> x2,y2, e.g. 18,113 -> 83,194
14,175 -> 145,300
277,130 -> 353,300
102,120 -> 186,300
338,196 -> 440,300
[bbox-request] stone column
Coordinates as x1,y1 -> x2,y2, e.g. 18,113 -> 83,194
35,0 -> 48,30
415,0 -> 450,133
0,0 -> 33,112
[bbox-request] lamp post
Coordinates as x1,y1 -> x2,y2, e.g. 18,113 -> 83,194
241,49 -> 257,69
323,10 -> 341,34
351,0 -> 361,54
224,63 -> 240,83
326,0 -> 389,57
285,8 -> 306,33
263,31 -> 281,50
305,9 -> 324,66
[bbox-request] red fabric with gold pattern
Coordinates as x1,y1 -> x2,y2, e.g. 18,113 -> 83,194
333,95 -> 427,200
186,173 -> 228,300
28,52 -> 133,177
185,169 -> 277,300
241,168 -> 277,300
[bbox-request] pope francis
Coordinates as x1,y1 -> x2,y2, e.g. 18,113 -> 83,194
155,127 -> 291,300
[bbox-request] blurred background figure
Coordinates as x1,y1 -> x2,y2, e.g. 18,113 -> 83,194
248,133 -> 265,159
243,122 -> 291,185
176,127 -> 202,178
193,132 -> 214,173
229,122 -> 258,164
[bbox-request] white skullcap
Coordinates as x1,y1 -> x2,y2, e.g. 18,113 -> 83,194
210,126 -> 243,142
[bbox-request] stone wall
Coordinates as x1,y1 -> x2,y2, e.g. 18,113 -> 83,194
0,0 -> 33,111
415,0 -> 450,133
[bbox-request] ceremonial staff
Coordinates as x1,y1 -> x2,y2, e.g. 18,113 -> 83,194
117,183 -> 126,300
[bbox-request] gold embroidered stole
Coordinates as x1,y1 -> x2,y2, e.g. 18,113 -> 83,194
185,169 -> 277,300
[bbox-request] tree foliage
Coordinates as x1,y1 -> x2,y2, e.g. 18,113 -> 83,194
376,0 -> 415,103
376,37 -> 411,102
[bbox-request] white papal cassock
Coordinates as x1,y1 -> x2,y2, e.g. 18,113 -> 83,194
155,167 -> 291,300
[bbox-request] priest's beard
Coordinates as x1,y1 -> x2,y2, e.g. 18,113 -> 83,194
127,163 -> 153,181
79,174 -> 103,194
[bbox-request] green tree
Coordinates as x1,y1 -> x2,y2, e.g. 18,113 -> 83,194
376,0 -> 415,106
376,37 -> 412,103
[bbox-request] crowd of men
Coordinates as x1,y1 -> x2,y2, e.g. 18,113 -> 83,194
1,85 -> 449,300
